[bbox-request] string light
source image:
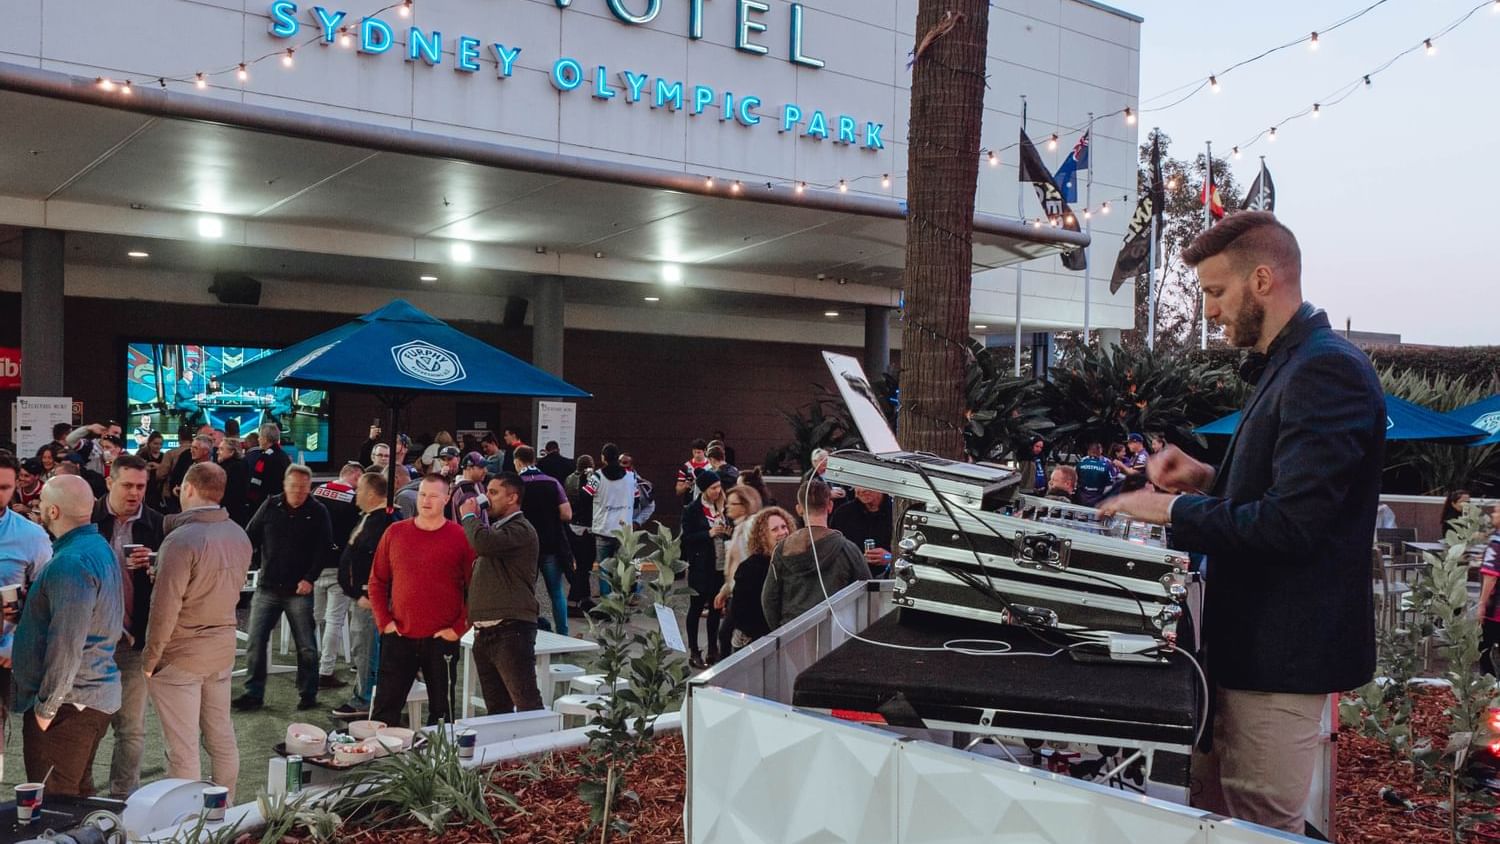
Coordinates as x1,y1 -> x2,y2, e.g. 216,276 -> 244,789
731,180 -> 742,194
282,48 -> 295,67
838,179 -> 848,192
237,63 -> 248,81
704,175 -> 714,188
97,77 -> 114,92
1101,201 -> 1111,214
1232,146 -> 1242,159
120,80 -> 133,96
1064,213 -> 1075,225
1209,75 -> 1220,94
195,72 -> 207,89
1311,103 -> 1321,118
1309,31 -> 1319,50
1083,209 -> 1092,220
796,181 -> 806,194
1363,74 -> 1372,86
987,150 -> 998,167
881,174 -> 891,188
1424,38 -> 1436,55
1124,107 -> 1136,125
1268,126 -> 1278,141
399,0 -> 412,16
1048,133 -> 1058,151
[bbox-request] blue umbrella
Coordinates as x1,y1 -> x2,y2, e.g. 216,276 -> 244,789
1444,395 -> 1500,446
1195,394 -> 1488,443
221,299 -> 589,507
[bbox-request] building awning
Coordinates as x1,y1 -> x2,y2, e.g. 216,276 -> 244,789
0,61 -> 1087,307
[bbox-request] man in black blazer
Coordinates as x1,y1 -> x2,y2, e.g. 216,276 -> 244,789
1102,212 -> 1383,835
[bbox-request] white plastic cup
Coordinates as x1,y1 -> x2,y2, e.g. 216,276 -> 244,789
0,584 -> 20,612
456,728 -> 477,758
15,783 -> 43,823
202,785 -> 228,821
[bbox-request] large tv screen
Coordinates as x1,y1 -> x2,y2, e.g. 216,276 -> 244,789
125,342 -> 331,464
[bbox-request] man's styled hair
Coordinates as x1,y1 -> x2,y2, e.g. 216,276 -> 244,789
112,453 -> 149,475
705,445 -> 725,461
358,472 -> 388,499
0,451 -> 19,477
492,472 -> 524,498
421,472 -> 451,487
183,461 -> 227,501
1181,211 -> 1301,280
52,422 -> 72,439
799,478 -> 832,512
286,463 -> 313,481
513,445 -> 537,465
690,438 -> 708,451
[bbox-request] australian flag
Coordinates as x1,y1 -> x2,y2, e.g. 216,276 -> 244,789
1052,131 -> 1090,203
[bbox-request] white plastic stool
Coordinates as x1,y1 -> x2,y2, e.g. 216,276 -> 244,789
553,693 -> 606,729
549,664 -> 587,701
570,673 -> 629,695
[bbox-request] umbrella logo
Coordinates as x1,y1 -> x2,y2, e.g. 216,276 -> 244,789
392,340 -> 466,386
1387,416 -> 1394,431
278,343 -> 335,382
1476,411 -> 1500,434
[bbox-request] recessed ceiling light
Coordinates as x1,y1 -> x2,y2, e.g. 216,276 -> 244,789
197,216 -> 224,239
127,251 -> 149,259
419,275 -> 438,282
643,296 -> 660,302
974,324 -> 988,330
824,311 -> 840,318
450,242 -> 473,263
661,263 -> 683,284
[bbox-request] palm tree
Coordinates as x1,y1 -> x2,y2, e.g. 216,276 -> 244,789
896,0 -> 992,458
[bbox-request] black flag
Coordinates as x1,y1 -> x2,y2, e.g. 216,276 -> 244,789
1241,160 -> 1276,212
1109,133 -> 1164,293
1018,129 -> 1087,271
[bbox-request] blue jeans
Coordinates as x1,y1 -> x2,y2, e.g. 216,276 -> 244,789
539,554 -> 569,636
595,537 -> 621,597
242,589 -> 319,702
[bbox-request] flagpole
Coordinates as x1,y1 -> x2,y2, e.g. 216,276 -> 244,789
1147,130 -> 1159,352
1259,156 -> 1267,209
1015,96 -> 1027,377
1083,113 -> 1094,345
1201,140 -> 1212,350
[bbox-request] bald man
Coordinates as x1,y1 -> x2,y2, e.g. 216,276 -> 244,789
13,475 -> 125,797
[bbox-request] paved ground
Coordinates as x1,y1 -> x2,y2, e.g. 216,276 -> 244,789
0,579 -> 688,802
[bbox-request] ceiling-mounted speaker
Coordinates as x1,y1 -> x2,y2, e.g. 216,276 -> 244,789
502,296 -> 529,329
209,273 -> 262,306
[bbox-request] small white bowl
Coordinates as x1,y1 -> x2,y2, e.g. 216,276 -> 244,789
332,741 -> 376,766
285,723 -> 327,757
348,720 -> 387,740
373,735 -> 404,757
375,726 -> 415,749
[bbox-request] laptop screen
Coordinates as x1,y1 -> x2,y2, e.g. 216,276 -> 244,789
822,352 -> 902,455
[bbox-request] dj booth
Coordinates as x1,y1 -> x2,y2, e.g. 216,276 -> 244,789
791,609 -> 1197,788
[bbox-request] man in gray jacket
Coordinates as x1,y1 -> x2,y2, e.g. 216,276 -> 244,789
762,478 -> 870,629
144,463 -> 253,799
457,472 -> 544,713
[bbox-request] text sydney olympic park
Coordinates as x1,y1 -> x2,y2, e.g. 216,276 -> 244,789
266,1 -> 888,151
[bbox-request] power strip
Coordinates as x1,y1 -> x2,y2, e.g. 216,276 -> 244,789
1106,633 -> 1167,664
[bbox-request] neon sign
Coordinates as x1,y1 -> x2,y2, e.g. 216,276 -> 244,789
266,2 -> 884,151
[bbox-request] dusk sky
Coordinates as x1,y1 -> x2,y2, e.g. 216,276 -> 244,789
1126,0 -> 1496,345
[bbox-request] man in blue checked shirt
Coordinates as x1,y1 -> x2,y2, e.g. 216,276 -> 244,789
13,475 -> 124,797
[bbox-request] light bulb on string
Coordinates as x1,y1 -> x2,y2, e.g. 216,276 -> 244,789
282,48 -> 295,67
195,72 -> 207,89
1209,75 -> 1220,94
1363,75 -> 1371,86
1268,126 -> 1278,142
1101,201 -> 1110,214
1048,134 -> 1058,151
796,182 -> 806,194
339,27 -> 353,48
731,180 -> 742,194
120,80 -> 132,96
399,0 -> 412,16
881,174 -> 891,188
237,63 -> 248,82
704,175 -> 714,188
1083,209 -> 1092,220
839,179 -> 848,193
1232,146 -> 1241,159
1309,31 -> 1319,50
97,77 -> 114,92
1124,107 -> 1136,125
1312,103 -> 1320,118
1064,213 -> 1075,226
987,150 -> 998,167
1424,39 -> 1435,56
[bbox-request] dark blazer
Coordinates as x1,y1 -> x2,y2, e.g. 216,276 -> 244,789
1171,305 -> 1383,694
680,502 -> 724,597
218,456 -> 252,526
91,497 -> 166,650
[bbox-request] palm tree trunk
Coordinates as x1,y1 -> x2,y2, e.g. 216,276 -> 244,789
897,0 -> 991,458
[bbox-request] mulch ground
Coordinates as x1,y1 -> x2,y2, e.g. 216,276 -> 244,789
336,733 -> 686,844
1337,686 -> 1500,844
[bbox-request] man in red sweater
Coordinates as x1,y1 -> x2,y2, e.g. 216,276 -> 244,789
367,474 -> 473,726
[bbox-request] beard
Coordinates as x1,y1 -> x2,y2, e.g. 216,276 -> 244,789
1226,295 -> 1267,348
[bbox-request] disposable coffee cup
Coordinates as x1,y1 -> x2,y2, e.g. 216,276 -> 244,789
15,783 -> 43,823
0,584 -> 20,611
202,785 -> 228,821
456,728 -> 477,759
122,544 -> 147,569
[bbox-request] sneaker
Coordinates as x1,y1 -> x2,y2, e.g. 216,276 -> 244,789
330,703 -> 366,720
232,695 -> 263,712
318,673 -> 346,689
297,697 -> 319,711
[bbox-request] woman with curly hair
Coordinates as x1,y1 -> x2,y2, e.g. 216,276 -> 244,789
718,506 -> 795,651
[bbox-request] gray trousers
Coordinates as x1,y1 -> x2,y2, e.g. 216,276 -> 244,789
109,646 -> 147,798
313,569 -> 350,676
1191,688 -> 1327,834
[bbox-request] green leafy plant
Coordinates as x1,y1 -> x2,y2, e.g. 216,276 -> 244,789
333,724 -> 516,838
579,523 -> 691,841
255,791 -> 343,844
157,811 -> 247,844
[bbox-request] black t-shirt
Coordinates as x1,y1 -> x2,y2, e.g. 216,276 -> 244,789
829,497 -> 894,552
519,468 -> 567,555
